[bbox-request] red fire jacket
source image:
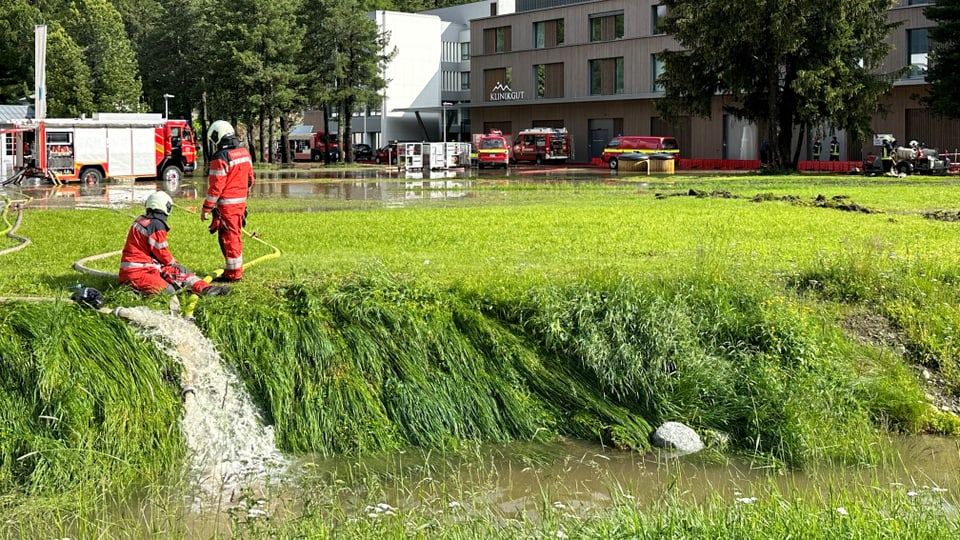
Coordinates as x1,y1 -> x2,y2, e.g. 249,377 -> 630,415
203,146 -> 254,213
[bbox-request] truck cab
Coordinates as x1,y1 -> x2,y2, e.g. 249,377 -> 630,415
475,129 -> 511,169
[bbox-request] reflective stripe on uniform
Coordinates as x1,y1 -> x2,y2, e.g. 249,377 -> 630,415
120,261 -> 161,269
218,197 -> 247,205
230,156 -> 252,167
225,256 -> 243,269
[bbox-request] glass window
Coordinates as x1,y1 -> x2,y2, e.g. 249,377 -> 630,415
460,42 -> 470,61
651,53 -> 665,92
908,28 -> 928,78
536,64 -> 564,99
534,19 -> 564,49
484,26 -> 512,53
590,12 -> 624,42
651,5 -> 667,35
589,57 -> 623,95
461,71 -> 471,90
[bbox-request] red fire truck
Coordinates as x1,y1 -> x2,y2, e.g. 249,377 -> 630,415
8,113 -> 196,184
287,127 -> 341,162
471,129 -> 512,169
511,127 -> 571,165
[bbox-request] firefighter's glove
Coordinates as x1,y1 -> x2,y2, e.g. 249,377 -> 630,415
209,216 -> 221,234
204,285 -> 232,297
200,209 -> 210,221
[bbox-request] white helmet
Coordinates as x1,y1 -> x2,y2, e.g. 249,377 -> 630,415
909,140 -> 918,148
208,120 -> 235,147
145,191 -> 173,215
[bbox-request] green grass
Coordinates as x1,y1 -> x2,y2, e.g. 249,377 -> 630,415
2,173 -> 960,536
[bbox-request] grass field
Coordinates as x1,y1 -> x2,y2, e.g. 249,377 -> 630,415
2,172 -> 960,537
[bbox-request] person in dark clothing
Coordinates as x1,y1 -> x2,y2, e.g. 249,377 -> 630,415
829,137 -> 840,161
812,137 -> 822,161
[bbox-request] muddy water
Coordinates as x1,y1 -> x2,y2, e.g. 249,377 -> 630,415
284,435 -> 958,519
5,165 -> 619,211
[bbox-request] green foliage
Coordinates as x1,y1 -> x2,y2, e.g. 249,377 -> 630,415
658,0 -> 900,169
0,301 -> 184,494
924,0 -> 960,118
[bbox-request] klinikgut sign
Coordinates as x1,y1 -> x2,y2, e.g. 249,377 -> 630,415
489,82 -> 525,101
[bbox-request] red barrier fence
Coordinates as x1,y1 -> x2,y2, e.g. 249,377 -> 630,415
591,157 -> 865,172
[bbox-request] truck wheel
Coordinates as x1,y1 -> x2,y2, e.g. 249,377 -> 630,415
80,168 -> 103,183
161,165 -> 183,184
609,158 -> 619,170
312,151 -> 323,162
897,162 -> 910,175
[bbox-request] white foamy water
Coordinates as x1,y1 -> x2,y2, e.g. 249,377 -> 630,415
112,306 -> 288,510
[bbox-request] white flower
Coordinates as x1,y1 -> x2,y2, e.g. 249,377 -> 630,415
552,501 -> 567,509
424,259 -> 430,265
556,531 -> 568,539
836,507 -> 848,516
377,502 -> 395,511
735,497 -> 757,504
247,508 -> 268,518
448,501 -> 461,509
907,490 -> 918,497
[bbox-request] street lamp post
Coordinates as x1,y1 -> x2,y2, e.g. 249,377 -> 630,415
163,93 -> 174,119
441,102 -> 453,145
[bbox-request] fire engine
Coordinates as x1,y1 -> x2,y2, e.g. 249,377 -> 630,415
511,127 -> 571,165
4,113 -> 196,184
287,128 -> 341,162
472,129 -> 511,169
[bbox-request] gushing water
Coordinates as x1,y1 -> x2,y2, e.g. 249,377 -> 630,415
112,306 -> 287,510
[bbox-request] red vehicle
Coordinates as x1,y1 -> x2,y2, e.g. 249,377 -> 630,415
473,129 -> 511,169
288,129 -> 341,162
602,135 -> 680,170
12,113 -> 196,183
511,127 -> 571,165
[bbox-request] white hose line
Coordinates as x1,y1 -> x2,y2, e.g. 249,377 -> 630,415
73,250 -> 121,280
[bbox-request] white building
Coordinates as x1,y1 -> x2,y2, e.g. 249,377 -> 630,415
305,1 -> 515,150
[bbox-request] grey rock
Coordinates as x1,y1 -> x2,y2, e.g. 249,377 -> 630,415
651,421 -> 704,454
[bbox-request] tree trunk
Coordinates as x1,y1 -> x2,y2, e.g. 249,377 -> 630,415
258,107 -> 266,163
322,104 -> 331,165
280,115 -> 289,164
343,98 -> 354,163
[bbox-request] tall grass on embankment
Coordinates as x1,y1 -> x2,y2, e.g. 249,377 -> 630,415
195,267 -> 936,469
0,301 -> 185,518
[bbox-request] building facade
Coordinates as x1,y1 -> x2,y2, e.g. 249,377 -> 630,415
320,0 -> 957,163
467,0 -> 960,163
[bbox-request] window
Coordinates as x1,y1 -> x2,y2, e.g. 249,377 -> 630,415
589,57 -> 624,95
460,42 -> 470,61
484,26 -> 512,53
908,0 -> 930,5
534,18 -> 564,48
461,71 -> 471,90
908,28 -> 928,78
535,63 -> 564,99
590,12 -> 624,42
3,133 -> 11,156
651,54 -> 665,92
484,67 -> 513,101
651,5 -> 667,35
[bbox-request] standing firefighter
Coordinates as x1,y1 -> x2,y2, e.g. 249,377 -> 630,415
202,120 -> 254,282
812,137 -> 822,161
119,191 -> 231,297
829,136 -> 840,161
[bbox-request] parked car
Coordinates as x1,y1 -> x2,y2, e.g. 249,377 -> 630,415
353,143 -> 374,162
376,143 -> 401,165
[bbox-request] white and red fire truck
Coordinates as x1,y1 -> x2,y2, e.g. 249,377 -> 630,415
511,127 -> 571,165
4,113 -> 196,184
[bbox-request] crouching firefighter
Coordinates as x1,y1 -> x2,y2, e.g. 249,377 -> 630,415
119,191 -> 231,297
202,120 -> 254,282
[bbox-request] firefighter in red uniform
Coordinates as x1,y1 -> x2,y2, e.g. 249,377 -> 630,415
202,120 -> 254,282
119,191 -> 231,297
